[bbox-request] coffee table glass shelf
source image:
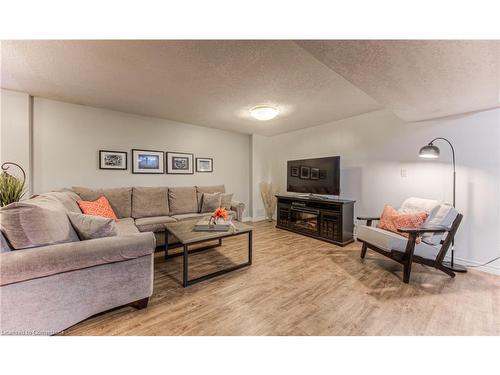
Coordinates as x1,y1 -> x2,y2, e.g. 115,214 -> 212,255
164,218 -> 253,287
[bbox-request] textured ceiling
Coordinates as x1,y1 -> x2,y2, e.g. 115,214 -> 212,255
3,40 -> 499,135
0,40 -> 382,136
297,40 -> 500,122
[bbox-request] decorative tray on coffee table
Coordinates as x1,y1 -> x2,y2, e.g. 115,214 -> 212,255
193,218 -> 232,232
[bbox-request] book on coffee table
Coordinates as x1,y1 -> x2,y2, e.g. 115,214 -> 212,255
193,218 -> 231,232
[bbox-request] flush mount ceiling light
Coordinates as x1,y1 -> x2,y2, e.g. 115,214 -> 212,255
249,105 -> 279,121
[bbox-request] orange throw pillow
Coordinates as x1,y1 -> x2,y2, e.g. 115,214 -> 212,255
77,196 -> 118,220
377,205 -> 428,243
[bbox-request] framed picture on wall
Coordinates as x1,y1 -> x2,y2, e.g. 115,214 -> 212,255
166,151 -> 194,174
132,149 -> 165,174
196,157 -> 213,172
99,150 -> 127,170
290,166 -> 299,177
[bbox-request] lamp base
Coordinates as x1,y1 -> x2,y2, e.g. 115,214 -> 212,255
442,261 -> 467,273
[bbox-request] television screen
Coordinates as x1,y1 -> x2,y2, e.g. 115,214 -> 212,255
287,156 -> 340,195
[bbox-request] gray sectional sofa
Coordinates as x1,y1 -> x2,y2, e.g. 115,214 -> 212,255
0,184 -> 245,335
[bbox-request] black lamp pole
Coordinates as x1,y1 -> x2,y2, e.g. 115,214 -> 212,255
419,137 -> 466,273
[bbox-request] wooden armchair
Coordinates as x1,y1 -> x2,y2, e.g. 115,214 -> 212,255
356,198 -> 463,283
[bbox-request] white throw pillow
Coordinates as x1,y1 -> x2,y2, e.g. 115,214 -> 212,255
421,204 -> 458,245
399,197 -> 440,214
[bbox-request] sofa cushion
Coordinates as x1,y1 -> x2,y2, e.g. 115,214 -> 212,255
0,196 -> 79,250
171,212 -> 210,221
68,212 -> 118,240
196,185 -> 225,211
72,186 -> 132,218
116,218 -> 140,236
132,186 -> 169,218
168,186 -> 198,215
200,192 -> 222,213
40,191 -> 82,213
135,215 -> 177,233
78,196 -> 118,220
422,204 -> 459,245
357,225 -> 440,260
116,217 -> 140,236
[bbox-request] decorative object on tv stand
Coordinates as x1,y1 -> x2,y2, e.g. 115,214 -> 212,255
196,157 -> 213,173
166,151 -> 194,174
99,150 -> 127,170
260,181 -> 278,221
0,162 -> 27,207
419,137 -> 466,273
132,149 -> 165,174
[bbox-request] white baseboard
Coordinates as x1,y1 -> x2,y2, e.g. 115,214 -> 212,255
443,255 -> 500,275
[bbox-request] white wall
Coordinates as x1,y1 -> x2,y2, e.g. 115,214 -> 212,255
268,109 -> 500,273
32,98 -> 250,208
250,134 -> 273,220
0,89 -> 31,194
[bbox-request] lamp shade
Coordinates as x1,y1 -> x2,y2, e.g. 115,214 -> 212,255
419,144 -> 440,159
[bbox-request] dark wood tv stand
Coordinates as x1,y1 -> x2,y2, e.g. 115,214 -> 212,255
275,194 -> 355,246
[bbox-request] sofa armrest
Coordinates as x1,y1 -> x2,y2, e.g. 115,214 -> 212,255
0,232 -> 156,286
230,200 -> 245,221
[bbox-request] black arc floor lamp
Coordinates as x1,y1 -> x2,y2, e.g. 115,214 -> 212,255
418,137 -> 467,273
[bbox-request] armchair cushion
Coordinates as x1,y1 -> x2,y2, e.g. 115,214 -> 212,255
357,225 -> 439,260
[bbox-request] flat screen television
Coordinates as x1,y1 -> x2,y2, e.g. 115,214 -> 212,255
287,156 -> 340,195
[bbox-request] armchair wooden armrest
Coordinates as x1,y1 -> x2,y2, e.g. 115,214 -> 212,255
397,226 -> 451,235
357,216 -> 380,227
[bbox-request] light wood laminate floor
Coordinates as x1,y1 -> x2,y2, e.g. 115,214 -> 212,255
64,221 -> 500,335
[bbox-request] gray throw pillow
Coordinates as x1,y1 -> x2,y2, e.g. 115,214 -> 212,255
0,196 -> 80,250
201,192 -> 222,213
68,212 -> 118,240
220,193 -> 233,210
0,231 -> 12,253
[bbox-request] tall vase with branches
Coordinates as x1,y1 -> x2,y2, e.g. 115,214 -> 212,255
0,162 -> 27,207
259,181 -> 278,221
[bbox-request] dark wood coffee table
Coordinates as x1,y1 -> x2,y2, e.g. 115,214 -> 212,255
164,218 -> 253,287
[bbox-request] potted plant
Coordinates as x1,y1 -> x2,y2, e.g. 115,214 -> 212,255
0,162 -> 27,207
